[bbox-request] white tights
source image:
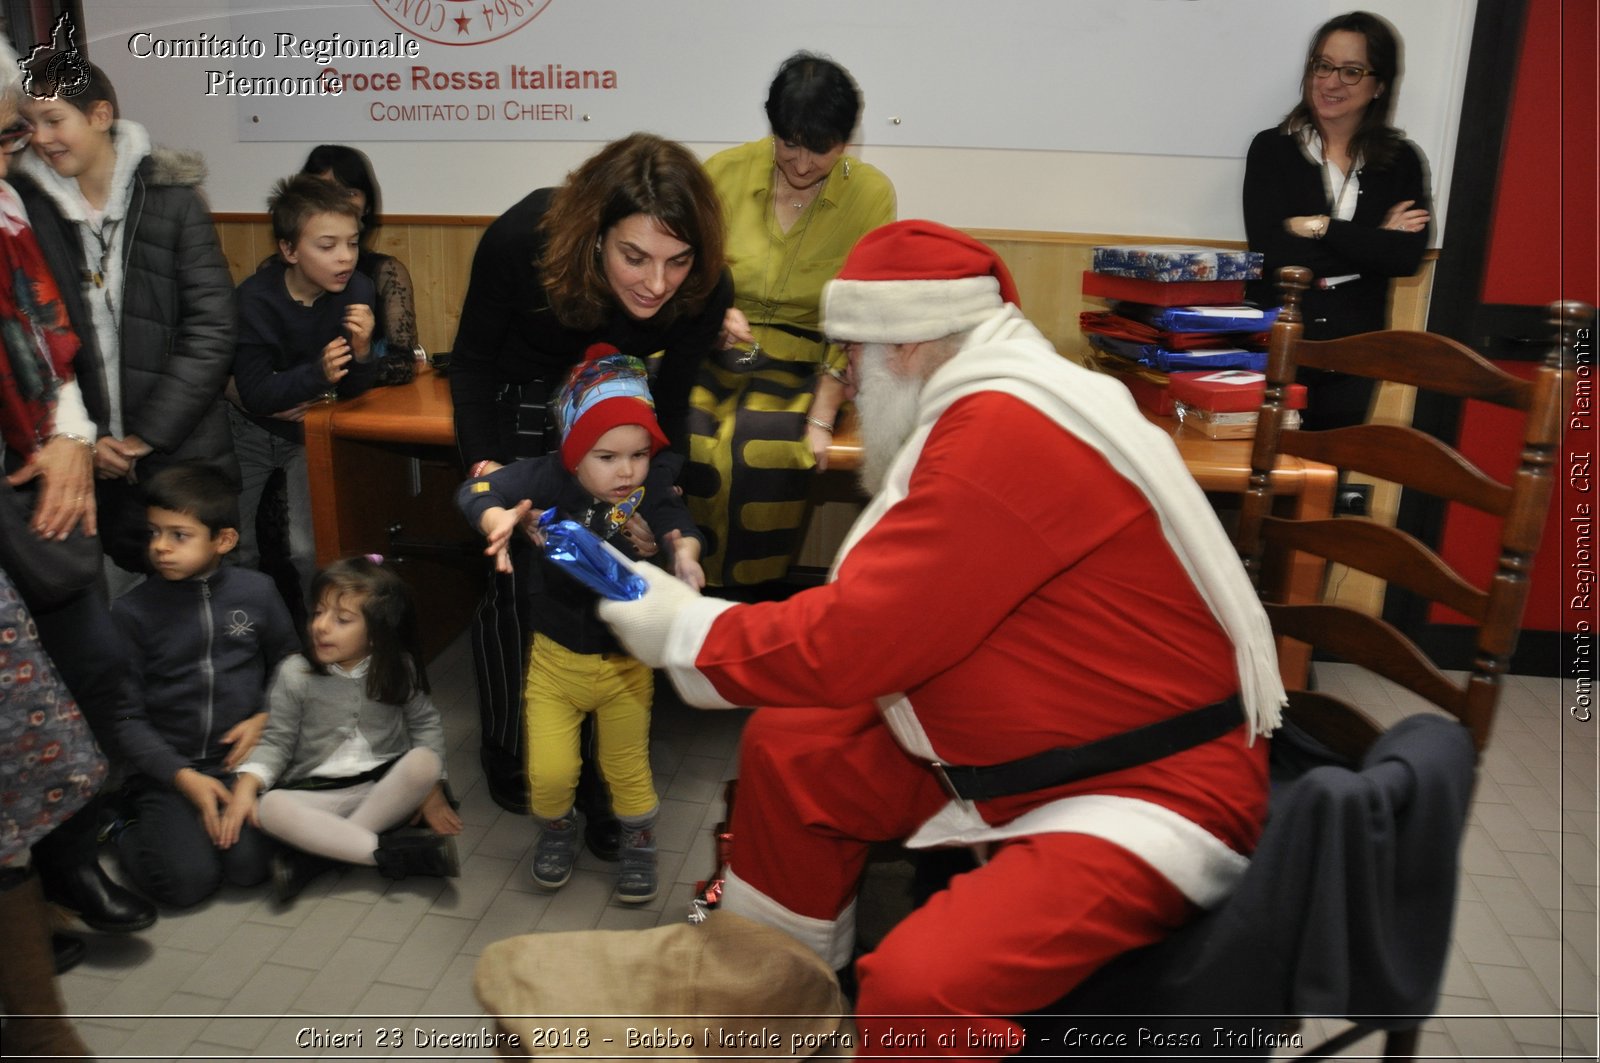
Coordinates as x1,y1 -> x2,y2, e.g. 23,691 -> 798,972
258,748 -> 441,865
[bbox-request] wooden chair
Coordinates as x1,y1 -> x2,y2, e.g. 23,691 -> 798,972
1223,266 -> 1587,1057
1032,275 -> 1585,1062
1237,267 -> 1583,758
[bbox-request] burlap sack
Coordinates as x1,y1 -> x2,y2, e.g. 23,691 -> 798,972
474,910 -> 855,1060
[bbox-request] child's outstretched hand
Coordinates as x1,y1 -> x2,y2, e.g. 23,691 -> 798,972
665,529 -> 706,592
320,335 -> 353,383
221,712 -> 269,769
174,767 -> 234,847
480,500 -> 534,574
413,783 -> 463,835
344,303 -> 375,359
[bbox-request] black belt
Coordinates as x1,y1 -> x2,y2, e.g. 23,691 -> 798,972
280,757 -> 399,792
930,695 -> 1244,802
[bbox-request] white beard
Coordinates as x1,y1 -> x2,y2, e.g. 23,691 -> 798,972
852,344 -> 924,497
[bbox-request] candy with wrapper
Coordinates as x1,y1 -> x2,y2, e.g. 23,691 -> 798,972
536,507 -> 648,601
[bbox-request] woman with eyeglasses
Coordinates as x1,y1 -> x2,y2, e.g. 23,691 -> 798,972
1243,10 -> 1432,430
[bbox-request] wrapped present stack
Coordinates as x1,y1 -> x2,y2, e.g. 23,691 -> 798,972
1079,244 -> 1277,418
1169,369 -> 1306,439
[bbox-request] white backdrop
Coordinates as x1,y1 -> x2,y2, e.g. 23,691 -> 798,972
211,0 -> 1321,156
72,0 -> 1474,238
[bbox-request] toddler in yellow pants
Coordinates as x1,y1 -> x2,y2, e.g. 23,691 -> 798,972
457,350 -> 704,903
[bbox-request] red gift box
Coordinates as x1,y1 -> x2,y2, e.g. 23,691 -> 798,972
1168,370 -> 1307,412
1081,272 -> 1247,307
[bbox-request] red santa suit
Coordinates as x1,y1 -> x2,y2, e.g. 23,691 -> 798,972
601,244 -> 1284,1058
595,222 -> 1280,1056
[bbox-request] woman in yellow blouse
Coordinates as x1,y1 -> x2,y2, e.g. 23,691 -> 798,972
686,52 -> 895,595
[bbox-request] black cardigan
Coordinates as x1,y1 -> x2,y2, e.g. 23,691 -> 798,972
448,187 -> 732,468
1242,128 -> 1431,340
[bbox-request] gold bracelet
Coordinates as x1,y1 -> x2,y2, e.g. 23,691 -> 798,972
805,415 -> 835,433
52,432 -> 97,456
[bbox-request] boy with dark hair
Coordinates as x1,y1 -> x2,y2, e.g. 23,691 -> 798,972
13,51 -> 237,587
230,173 -> 380,605
109,462 -> 300,907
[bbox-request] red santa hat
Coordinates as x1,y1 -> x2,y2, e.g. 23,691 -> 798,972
822,220 -> 1021,343
555,344 -> 670,472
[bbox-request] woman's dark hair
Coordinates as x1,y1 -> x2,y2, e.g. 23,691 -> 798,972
301,144 -> 381,243
1282,10 -> 1403,169
308,557 -> 429,705
540,132 -> 725,331
764,51 -> 862,153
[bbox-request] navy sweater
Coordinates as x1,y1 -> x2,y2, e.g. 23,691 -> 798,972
110,564 -> 300,783
232,258 -> 381,443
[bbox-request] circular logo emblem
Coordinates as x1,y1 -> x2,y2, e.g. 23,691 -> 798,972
369,0 -> 552,47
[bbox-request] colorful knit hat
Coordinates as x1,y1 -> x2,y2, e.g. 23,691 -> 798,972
554,344 -> 670,472
822,220 -> 1021,344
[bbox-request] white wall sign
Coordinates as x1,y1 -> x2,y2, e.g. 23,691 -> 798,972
202,0 -> 1316,157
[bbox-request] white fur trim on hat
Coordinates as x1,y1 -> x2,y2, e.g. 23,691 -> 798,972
823,276 -> 1003,343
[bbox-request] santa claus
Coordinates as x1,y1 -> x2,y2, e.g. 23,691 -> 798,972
599,220 -> 1284,1057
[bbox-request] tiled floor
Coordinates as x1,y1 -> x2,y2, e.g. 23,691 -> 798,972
43,635 -> 1600,1061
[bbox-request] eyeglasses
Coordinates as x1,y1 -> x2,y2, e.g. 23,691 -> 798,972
1308,58 -> 1376,86
0,119 -> 33,155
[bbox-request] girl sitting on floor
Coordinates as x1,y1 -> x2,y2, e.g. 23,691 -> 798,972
224,556 -> 462,902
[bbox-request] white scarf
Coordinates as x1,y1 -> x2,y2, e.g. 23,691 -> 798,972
836,306 -> 1285,740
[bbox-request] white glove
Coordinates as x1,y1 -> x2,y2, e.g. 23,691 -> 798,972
597,559 -> 700,668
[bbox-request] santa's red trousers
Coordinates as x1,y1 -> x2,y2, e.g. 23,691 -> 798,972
727,704 -> 1196,1061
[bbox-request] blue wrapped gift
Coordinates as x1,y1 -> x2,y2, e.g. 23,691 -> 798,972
537,508 -> 648,601
1088,334 -> 1268,373
1155,305 -> 1279,332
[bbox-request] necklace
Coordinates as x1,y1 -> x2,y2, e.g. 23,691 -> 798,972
773,166 -> 824,222
740,176 -> 822,365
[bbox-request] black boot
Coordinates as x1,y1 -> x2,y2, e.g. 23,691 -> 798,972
373,828 -> 460,880
271,848 -> 333,904
35,842 -> 157,934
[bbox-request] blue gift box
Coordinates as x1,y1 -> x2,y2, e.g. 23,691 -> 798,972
1088,334 -> 1268,373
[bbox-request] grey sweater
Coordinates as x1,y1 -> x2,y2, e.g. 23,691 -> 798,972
238,655 -> 447,791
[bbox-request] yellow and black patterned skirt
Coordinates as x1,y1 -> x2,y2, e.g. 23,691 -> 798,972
683,347 -> 821,588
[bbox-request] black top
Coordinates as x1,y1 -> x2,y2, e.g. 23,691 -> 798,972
448,187 -> 733,468
456,450 -> 702,654
232,258 -> 381,443
1242,128 -> 1431,340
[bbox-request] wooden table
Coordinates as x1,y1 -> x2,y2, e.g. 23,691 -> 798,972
302,364 -> 480,659
304,369 -> 1334,681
